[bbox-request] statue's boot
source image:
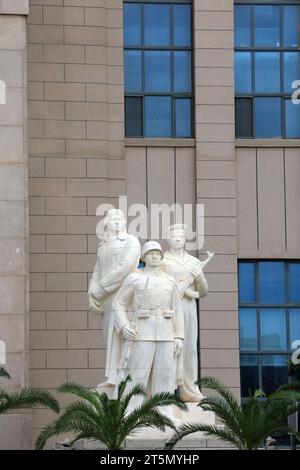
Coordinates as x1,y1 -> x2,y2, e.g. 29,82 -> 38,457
178,385 -> 206,403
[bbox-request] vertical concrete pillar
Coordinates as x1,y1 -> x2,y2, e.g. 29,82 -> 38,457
0,0 -> 31,449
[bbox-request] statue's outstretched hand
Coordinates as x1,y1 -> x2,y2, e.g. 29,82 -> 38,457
121,323 -> 137,341
174,339 -> 183,358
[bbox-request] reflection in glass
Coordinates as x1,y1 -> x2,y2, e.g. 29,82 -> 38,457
124,50 -> 142,92
144,96 -> 172,137
255,52 -> 280,93
283,6 -> 300,48
260,309 -> 287,351
261,355 -> 288,394
124,4 -> 141,46
239,262 -> 255,303
175,99 -> 192,137
290,309 -> 300,348
239,309 -> 258,351
289,264 -> 300,303
235,98 -> 253,138
235,52 -> 252,93
125,97 -> 143,137
144,51 -> 171,92
174,52 -> 192,93
174,5 -> 191,46
285,100 -> 300,138
240,355 -> 259,398
259,262 -> 285,304
254,6 -> 280,47
235,5 -> 251,47
254,98 -> 281,138
284,52 -> 300,94
144,4 -> 170,46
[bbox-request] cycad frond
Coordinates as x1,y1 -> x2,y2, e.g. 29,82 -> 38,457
0,388 -> 60,413
198,377 -> 241,414
166,422 -> 241,449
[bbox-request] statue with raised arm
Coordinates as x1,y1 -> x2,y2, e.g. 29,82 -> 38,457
161,224 -> 214,402
88,209 -> 141,387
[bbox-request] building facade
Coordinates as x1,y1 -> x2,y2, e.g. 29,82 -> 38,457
0,0 -> 299,449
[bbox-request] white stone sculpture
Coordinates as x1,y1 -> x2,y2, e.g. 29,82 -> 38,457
112,241 -> 184,416
88,208 -> 141,386
161,224 -> 214,402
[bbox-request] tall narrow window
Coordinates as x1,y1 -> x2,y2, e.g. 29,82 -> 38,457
124,2 -> 193,138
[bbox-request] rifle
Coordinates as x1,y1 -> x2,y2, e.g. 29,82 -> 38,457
118,276 -> 149,380
178,251 -> 214,299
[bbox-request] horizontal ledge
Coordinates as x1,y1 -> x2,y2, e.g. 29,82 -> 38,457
0,0 -> 29,15
125,138 -> 196,147
238,251 -> 300,259
236,139 -> 300,148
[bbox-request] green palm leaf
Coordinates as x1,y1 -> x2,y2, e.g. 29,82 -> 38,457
0,388 -> 59,413
0,367 -> 10,379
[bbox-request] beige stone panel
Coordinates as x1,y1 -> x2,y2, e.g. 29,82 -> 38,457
44,83 -> 85,101
107,65 -> 123,85
67,368 -> 105,387
200,291 -> 237,311
43,6 -> 84,25
200,329 -> 239,349
204,217 -> 236,236
46,197 -> 86,216
64,26 -> 105,45
0,316 -> 25,352
64,0 -> 105,5
108,122 -> 124,141
27,5 -> 43,24
196,124 -> 234,143
88,311 -> 103,330
107,84 -> 123,104
66,216 -> 97,235
45,121 -> 86,140
0,201 -> 26,237
67,330 -> 103,349
86,83 -> 106,102
0,51 -> 23,87
67,253 -> 95,272
0,16 -> 26,50
29,120 -> 45,139
107,103 -> 123,123
125,147 -> 146,207
107,47 -> 123,66
47,273 -> 87,292
28,82 -> 44,101
196,87 -> 234,107
236,148 -> 257,253
199,198 -> 236,217
28,63 -> 64,82
197,161 -> 235,180
46,234 -> 87,253
201,235 -> 237,255
85,7 -> 105,26
195,30 -> 233,49
30,311 -> 46,330
197,180 -> 236,198
108,179 -> 126,198
87,121 -> 107,140
88,349 -> 106,368
32,408 -> 61,430
30,215 -> 65,234
30,330 -> 67,350
67,292 -> 88,310
85,45 -> 106,64
27,25 -> 64,44
29,234 -> 45,252
0,164 -> 25,200
29,139 -> 66,157
87,197 -> 119,216
30,253 -> 66,272
175,147 -> 196,205
65,64 -> 106,83
2,352 -> 28,391
0,0 -> 30,14
30,369 -> 67,388
257,148 -> 285,252
0,276 -> 26,314
106,9 -> 123,29
87,234 -> 99,253
200,254 -> 237,273
27,44 -> 44,63
107,28 -> 123,47
108,141 -> 124,159
0,414 -> 32,450
66,102 -> 106,121
66,178 -> 108,197
0,89 -> 24,126
44,44 -> 85,63
196,142 -> 235,161
200,349 -> 239,369
30,350 -> 46,369
29,157 -> 44,177
0,239 -> 26,276
30,292 -> 66,311
29,101 -> 64,120
29,179 -> 65,197
285,148 -> 300,253
200,310 -> 238,331
0,127 -> 24,163
45,157 -> 86,178
195,11 -> 233,30
29,272 -> 46,292
196,104 -> 234,124
194,0 -> 233,11
29,198 -> 45,216
195,49 -> 234,69
201,368 -> 240,388
205,273 -> 237,293
109,160 -> 125,179
47,310 -> 87,330
66,139 -> 107,157
47,350 -> 88,369
86,158 -> 108,177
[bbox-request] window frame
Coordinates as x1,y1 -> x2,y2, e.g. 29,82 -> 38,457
124,1 -> 194,138
234,2 -> 300,138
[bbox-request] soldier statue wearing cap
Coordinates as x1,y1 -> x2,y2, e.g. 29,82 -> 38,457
112,241 -> 184,409
162,224 -> 214,402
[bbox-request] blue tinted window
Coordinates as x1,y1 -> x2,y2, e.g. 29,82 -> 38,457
124,4 -> 141,46
285,100 -> 300,138
235,5 -> 251,47
290,309 -> 300,348
255,52 -> 280,93
254,6 -> 280,47
235,52 -> 252,93
144,4 -> 170,46
174,51 -> 192,93
283,6 -> 300,48
144,51 -> 171,92
284,52 -> 300,94
289,264 -> 300,303
175,99 -> 192,138
254,98 -> 281,138
124,50 -> 142,92
261,355 -> 288,394
174,5 -> 191,46
239,263 -> 255,303
145,97 -> 172,137
260,309 -> 287,350
259,262 -> 285,304
125,97 -> 143,137
240,309 -> 257,350
240,355 -> 259,397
